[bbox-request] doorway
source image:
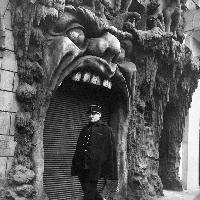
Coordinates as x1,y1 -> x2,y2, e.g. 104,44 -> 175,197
43,78 -> 112,199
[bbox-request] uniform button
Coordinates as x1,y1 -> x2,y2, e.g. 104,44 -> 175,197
84,150 -> 87,152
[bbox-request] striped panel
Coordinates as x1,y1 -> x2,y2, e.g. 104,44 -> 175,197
43,80 -> 111,200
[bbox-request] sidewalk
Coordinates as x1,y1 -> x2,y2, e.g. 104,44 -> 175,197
157,189 -> 200,200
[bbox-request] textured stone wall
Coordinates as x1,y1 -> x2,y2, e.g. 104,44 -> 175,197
0,1 -> 199,200
0,0 -> 18,187
126,31 -> 199,199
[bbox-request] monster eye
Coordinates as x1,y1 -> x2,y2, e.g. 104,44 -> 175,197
66,28 -> 85,47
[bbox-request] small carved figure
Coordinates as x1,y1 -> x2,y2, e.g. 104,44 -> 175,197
160,0 -> 181,35
146,1 -> 165,31
146,0 -> 182,39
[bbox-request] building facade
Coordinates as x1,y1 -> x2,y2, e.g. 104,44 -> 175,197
0,0 -> 199,199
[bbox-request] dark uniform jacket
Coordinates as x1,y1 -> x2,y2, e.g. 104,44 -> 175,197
71,120 -> 118,181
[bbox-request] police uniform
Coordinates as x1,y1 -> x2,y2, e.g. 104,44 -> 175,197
71,105 -> 117,200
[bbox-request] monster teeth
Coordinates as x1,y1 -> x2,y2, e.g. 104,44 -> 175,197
72,72 -> 82,81
72,72 -> 112,89
103,80 -> 112,89
82,72 -> 91,82
90,75 -> 101,85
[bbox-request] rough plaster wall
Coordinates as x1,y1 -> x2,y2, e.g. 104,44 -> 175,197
0,1 -> 199,200
125,29 -> 200,197
0,0 -> 18,185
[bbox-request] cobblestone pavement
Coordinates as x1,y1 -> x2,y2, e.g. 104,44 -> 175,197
157,189 -> 200,200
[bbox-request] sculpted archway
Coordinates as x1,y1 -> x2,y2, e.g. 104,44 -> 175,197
1,1 -> 199,200
7,2 -> 137,199
39,6 -> 136,199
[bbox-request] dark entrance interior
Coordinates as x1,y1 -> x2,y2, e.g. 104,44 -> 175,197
43,78 -> 112,199
159,103 -> 173,189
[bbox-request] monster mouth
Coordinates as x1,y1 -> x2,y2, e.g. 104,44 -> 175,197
56,55 -> 126,89
70,56 -> 129,106
53,55 -> 130,113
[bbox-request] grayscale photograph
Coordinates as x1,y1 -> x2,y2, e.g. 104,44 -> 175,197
0,0 -> 200,200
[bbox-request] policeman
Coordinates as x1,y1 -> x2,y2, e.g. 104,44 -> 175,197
71,105 -> 117,200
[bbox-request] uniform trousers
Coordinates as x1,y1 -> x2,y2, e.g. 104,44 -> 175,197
78,169 -> 103,200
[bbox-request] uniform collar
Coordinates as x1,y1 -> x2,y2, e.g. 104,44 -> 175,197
88,120 -> 105,127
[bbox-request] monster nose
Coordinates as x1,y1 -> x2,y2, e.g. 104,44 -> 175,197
87,32 -> 121,64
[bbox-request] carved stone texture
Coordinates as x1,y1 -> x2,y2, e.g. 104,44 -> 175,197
15,184 -> 36,198
125,27 -> 199,198
7,1 -> 199,200
159,103 -> 184,191
8,165 -> 35,185
145,0 -> 185,43
9,1 -> 136,199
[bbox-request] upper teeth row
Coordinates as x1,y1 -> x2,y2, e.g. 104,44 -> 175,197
72,72 -> 112,89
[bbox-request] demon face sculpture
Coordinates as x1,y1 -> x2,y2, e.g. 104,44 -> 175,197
7,0 -> 193,199
36,6 -> 136,199
45,7 -> 134,109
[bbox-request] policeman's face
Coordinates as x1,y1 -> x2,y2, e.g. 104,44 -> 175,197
88,112 -> 101,122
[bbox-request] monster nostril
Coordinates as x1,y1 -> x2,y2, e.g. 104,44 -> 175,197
103,48 -> 120,64
102,48 -> 113,63
112,52 -> 120,64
